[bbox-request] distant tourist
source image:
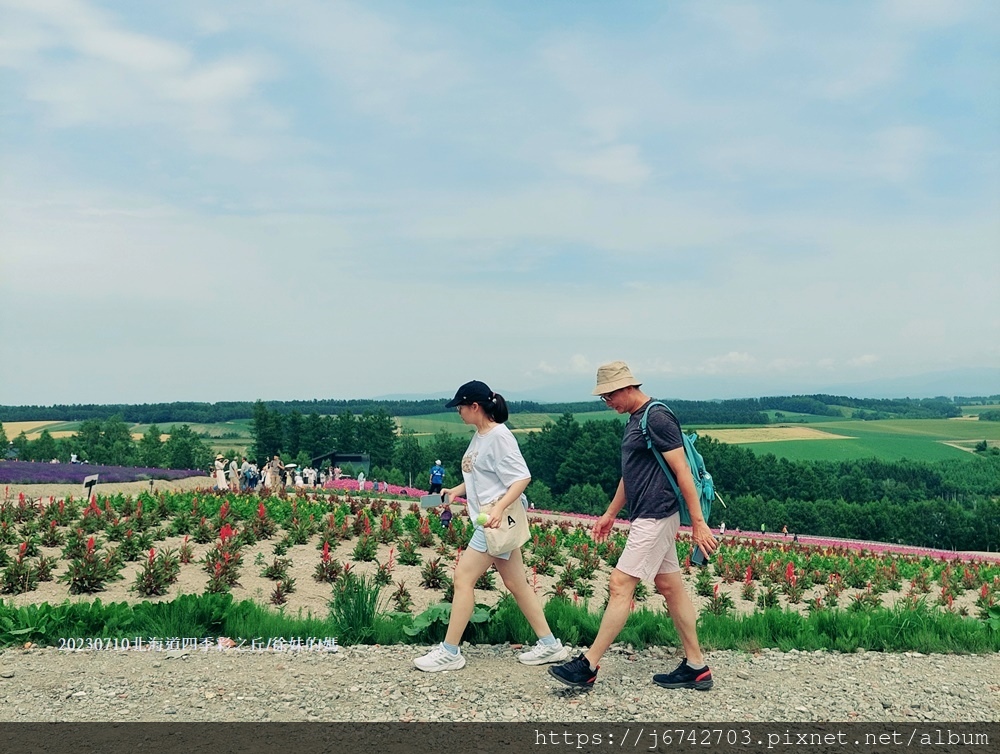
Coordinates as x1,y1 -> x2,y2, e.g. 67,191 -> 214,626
229,457 -> 240,491
429,460 -> 445,494
214,455 -> 227,490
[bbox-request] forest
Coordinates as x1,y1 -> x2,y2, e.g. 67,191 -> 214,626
2,392 -> 991,424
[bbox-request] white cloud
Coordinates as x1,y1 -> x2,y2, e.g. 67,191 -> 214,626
701,352 -> 757,374
554,144 -> 650,185
0,0 -> 280,158
849,355 -> 880,367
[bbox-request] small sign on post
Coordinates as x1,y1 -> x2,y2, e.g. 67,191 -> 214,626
83,474 -> 99,499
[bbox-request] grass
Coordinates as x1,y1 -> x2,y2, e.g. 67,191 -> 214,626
3,592 -> 996,653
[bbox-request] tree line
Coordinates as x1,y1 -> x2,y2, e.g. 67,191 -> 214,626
3,418 -> 214,471
4,392 -> 994,425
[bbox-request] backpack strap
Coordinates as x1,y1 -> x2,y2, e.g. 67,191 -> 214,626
639,401 -> 683,501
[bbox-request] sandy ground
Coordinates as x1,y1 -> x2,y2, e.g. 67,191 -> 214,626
700,426 -> 853,444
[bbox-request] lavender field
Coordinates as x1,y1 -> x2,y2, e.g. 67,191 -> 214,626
0,460 -> 206,485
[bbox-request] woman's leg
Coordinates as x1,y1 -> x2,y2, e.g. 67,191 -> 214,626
444,548 -> 494,646
493,547 -> 552,638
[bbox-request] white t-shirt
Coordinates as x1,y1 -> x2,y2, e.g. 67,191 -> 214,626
461,424 -> 530,519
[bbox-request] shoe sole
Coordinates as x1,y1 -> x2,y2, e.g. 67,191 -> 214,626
414,656 -> 466,672
652,678 -> 713,690
547,665 -> 595,689
519,647 -> 571,666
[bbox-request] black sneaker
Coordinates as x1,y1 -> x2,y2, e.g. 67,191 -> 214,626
652,658 -> 713,690
548,653 -> 598,688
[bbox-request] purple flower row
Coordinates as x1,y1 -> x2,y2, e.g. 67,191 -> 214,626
0,460 -> 207,486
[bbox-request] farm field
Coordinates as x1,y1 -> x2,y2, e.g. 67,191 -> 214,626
740,418 -> 1000,462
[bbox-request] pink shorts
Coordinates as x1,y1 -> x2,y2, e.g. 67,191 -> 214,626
615,515 -> 681,581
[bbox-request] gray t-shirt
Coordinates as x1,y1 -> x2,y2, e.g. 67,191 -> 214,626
622,400 -> 684,520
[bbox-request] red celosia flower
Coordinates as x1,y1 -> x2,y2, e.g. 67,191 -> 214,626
86,536 -> 96,554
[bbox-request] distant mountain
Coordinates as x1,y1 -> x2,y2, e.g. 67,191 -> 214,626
491,367 -> 1000,404
814,368 -> 1000,400
368,368 -> 999,405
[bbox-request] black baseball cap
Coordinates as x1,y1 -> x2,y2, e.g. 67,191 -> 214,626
445,380 -> 494,408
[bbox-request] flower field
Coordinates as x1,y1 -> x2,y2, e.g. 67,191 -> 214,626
0,461 -> 206,486
1,485 -> 998,652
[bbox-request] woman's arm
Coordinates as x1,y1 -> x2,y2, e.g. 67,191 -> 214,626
442,482 -> 466,502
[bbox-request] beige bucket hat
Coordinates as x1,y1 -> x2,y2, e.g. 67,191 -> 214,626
592,360 -> 642,395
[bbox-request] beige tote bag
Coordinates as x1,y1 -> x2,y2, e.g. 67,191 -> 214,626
480,495 -> 531,556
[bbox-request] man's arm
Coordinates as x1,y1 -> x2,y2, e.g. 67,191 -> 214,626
593,478 -> 626,542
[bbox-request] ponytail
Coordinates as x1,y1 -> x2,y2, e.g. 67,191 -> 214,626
484,392 -> 509,424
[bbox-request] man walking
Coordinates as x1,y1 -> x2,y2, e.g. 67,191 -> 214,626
549,361 -> 718,691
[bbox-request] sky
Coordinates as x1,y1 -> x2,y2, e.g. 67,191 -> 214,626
1,0 -> 998,406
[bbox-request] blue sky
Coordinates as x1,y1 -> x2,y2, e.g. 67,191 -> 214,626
1,0 -> 998,404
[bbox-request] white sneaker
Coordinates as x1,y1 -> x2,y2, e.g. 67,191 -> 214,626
518,638 -> 570,666
414,643 -> 466,672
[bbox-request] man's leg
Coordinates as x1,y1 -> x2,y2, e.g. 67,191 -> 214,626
653,570 -> 705,666
583,568 -> 639,667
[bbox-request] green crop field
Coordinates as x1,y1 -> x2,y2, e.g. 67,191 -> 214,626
740,418 -> 1000,462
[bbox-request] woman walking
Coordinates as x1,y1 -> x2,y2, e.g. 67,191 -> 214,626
414,380 -> 569,672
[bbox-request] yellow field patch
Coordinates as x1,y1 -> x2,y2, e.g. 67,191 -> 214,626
1,421 -> 63,439
700,426 -> 854,444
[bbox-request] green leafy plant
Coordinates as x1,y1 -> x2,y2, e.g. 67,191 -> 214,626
2,543 -> 39,594
262,557 -> 292,581
397,538 -> 422,566
59,536 -> 123,594
352,534 -> 378,562
420,558 -> 451,590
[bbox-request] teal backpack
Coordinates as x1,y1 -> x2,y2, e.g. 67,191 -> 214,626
639,401 -> 725,526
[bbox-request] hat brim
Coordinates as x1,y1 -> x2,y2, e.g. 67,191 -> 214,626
592,378 -> 641,396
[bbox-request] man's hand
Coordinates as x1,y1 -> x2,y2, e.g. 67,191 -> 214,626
592,513 -> 616,543
690,519 -> 718,555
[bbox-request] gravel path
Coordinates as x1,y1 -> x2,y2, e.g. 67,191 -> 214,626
1,643 -> 997,722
